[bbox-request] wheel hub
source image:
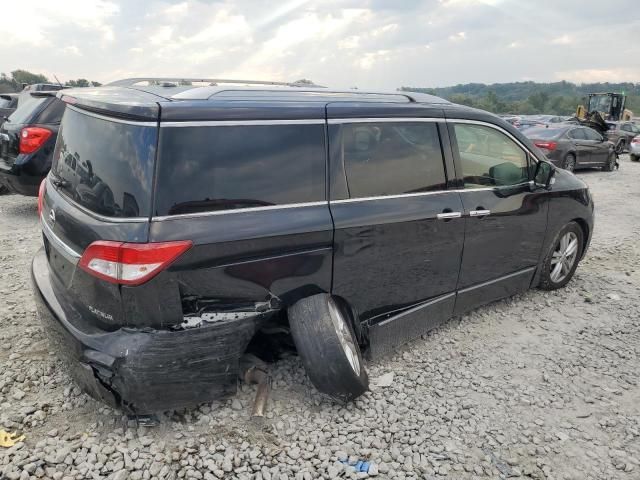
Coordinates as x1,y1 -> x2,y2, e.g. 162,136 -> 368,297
550,231 -> 579,283
328,299 -> 361,376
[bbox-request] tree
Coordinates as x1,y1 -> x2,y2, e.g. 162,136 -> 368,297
526,91 -> 550,113
66,79 -> 102,88
293,79 -> 315,85
11,69 -> 49,86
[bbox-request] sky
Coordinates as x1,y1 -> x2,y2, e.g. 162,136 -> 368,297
1,0 -> 639,89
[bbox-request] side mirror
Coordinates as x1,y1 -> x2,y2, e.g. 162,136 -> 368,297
533,161 -> 555,189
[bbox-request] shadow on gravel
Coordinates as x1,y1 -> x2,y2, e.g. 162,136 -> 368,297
0,196 -> 38,217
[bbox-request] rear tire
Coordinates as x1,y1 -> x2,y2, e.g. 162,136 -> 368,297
0,185 -> 8,195
631,155 -> 639,162
615,140 -> 625,154
602,152 -> 617,171
563,153 -> 576,172
288,294 -> 368,401
538,222 -> 584,290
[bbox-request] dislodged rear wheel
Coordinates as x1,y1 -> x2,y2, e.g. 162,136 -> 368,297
288,294 -> 368,401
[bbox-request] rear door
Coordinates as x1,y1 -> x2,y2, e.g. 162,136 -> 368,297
43,105 -> 157,329
326,104 -> 464,354
448,120 -> 548,314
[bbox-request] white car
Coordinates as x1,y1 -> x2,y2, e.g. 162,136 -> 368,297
630,136 -> 640,162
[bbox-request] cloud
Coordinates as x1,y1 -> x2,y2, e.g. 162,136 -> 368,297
555,68 -> 640,83
0,0 -> 638,88
551,34 -> 572,45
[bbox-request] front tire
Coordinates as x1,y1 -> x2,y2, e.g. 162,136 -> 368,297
288,294 -> 368,401
602,152 -> 617,171
538,222 -> 584,290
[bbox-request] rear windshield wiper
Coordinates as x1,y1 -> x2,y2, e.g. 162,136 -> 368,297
49,173 -> 69,189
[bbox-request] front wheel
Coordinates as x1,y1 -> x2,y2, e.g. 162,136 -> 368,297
288,294 -> 368,401
602,152 -> 617,171
538,222 -> 584,290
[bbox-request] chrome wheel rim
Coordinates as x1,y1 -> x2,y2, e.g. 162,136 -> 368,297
566,157 -> 575,171
328,299 -> 361,376
550,231 -> 579,283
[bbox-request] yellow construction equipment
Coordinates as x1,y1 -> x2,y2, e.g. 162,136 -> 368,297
576,93 -> 633,122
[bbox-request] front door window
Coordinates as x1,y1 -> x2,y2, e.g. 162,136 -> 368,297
453,124 -> 529,188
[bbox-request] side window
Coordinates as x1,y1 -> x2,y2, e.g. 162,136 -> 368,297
341,122 -> 446,198
584,128 -> 603,141
155,124 -> 326,216
453,124 -> 529,188
568,128 -> 586,140
620,124 -> 631,132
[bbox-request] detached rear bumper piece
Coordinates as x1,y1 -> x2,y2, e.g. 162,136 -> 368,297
31,248 -> 260,413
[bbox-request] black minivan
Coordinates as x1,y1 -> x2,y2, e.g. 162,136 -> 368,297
32,80 -> 594,413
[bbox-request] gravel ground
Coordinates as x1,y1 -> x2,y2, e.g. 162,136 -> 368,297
1,156 -> 639,480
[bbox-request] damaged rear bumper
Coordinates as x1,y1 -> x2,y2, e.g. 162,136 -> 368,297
31,248 -> 261,413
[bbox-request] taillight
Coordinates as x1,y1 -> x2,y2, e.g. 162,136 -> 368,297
534,140 -> 558,151
19,127 -> 52,154
632,137 -> 640,144
37,179 -> 46,217
78,240 -> 192,286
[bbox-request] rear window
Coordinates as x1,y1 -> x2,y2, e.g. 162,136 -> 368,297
35,98 -> 65,124
7,96 -> 47,124
525,127 -> 564,139
154,124 -> 325,216
51,108 -> 157,218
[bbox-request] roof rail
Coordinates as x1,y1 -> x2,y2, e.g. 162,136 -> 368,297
106,77 -> 326,88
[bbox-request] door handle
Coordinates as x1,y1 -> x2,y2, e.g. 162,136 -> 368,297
437,211 -> 462,220
470,209 -> 491,217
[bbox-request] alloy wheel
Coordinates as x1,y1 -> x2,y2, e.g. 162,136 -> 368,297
550,231 -> 579,283
327,299 -> 361,376
565,156 -> 576,172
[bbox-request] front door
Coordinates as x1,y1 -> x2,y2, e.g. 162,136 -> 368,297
447,121 -> 549,314
583,127 -> 610,165
327,113 -> 465,354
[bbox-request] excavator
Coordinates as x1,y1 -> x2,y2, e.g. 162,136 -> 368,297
575,92 -> 633,122
571,93 -> 634,156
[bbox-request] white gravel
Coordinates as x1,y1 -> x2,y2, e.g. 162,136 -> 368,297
1,156 -> 639,479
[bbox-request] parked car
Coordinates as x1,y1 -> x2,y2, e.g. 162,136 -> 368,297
525,124 -> 616,172
515,118 -> 547,131
605,121 -> 640,153
629,136 -> 640,162
0,93 -> 19,126
0,91 -> 65,196
32,80 -> 594,414
527,114 -> 565,124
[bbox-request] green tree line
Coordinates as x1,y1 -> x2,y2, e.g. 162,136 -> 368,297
0,69 -> 102,93
400,81 -> 640,116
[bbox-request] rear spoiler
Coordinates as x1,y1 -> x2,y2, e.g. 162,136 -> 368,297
56,89 -> 159,122
30,91 -> 63,98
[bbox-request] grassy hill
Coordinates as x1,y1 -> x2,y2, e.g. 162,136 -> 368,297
400,81 -> 640,116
